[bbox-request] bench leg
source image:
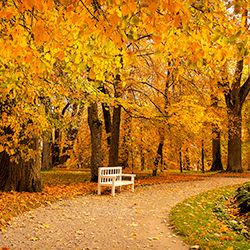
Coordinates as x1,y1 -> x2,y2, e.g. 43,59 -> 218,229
112,181 -> 115,196
132,183 -> 134,192
98,184 -> 101,195
112,186 -> 115,196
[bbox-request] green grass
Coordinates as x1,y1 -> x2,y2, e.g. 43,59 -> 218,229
41,170 -> 91,186
170,185 -> 250,249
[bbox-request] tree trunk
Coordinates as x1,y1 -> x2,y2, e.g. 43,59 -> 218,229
210,94 -> 223,172
88,102 -> 102,182
210,130 -> 224,171
0,130 -> 42,192
109,105 -> 121,167
109,75 -> 122,167
41,136 -> 53,171
201,140 -> 205,173
120,111 -> 132,169
52,128 -> 60,166
51,102 -> 71,167
179,148 -> 183,173
183,149 -> 190,170
121,135 -> 130,169
153,142 -> 164,176
141,152 -> 145,170
226,111 -> 243,172
224,60 -> 250,172
100,86 -> 112,147
102,103 -> 112,147
41,98 -> 53,171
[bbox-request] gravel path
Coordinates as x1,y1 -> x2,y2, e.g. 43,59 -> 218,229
0,177 -> 249,250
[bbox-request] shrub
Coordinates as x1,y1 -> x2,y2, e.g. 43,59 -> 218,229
233,182 -> 250,214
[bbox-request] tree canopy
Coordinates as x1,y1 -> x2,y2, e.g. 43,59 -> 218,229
1,0 -> 250,190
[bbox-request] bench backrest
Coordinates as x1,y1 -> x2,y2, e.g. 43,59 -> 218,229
98,167 -> 122,183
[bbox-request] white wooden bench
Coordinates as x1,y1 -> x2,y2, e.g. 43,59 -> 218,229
98,167 -> 136,196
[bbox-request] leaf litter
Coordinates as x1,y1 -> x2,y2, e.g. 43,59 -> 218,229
0,176 -> 248,249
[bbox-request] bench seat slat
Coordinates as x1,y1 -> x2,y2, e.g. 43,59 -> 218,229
99,181 -> 134,186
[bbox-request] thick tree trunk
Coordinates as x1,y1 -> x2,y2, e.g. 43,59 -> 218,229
210,94 -> 223,172
0,131 -> 42,192
153,142 -> 164,176
108,75 -> 122,167
41,136 -> 53,171
224,59 -> 250,172
88,103 -> 102,182
226,112 -> 243,172
109,105 -> 121,167
210,130 -> 224,171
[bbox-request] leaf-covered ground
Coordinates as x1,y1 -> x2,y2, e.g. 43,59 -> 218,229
0,177 -> 248,250
0,170 -> 250,231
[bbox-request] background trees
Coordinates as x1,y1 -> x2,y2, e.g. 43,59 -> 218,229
1,0 -> 250,191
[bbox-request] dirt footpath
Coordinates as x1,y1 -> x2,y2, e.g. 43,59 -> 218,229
0,177 -> 248,250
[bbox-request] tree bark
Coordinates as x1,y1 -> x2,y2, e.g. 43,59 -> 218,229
88,102 -> 102,182
40,97 -> 53,171
226,110 -> 243,172
224,60 -> 250,172
210,130 -> 224,171
210,94 -> 223,171
140,151 -> 145,170
108,75 -> 122,167
51,102 -> 71,166
201,140 -> 205,173
52,128 -> 60,166
120,134 -> 130,169
183,149 -> 190,170
120,110 -> 132,169
179,148 -> 183,173
102,103 -> 112,147
0,129 -> 42,192
153,141 -> 164,176
100,86 -> 112,147
109,104 -> 121,167
41,136 -> 53,171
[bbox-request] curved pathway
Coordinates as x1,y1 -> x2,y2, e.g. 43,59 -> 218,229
0,177 -> 249,250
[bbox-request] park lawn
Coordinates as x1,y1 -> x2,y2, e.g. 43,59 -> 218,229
171,184 -> 250,250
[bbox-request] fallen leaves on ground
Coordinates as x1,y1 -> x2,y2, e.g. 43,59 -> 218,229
0,171 -> 249,229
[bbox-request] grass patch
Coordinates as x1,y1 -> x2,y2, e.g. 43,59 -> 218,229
41,171 -> 90,186
170,184 -> 250,249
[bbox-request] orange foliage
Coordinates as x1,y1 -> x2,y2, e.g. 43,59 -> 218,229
1,1 -> 250,175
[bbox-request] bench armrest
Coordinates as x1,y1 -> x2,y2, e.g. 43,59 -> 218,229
121,174 -> 136,177
121,174 -> 136,181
